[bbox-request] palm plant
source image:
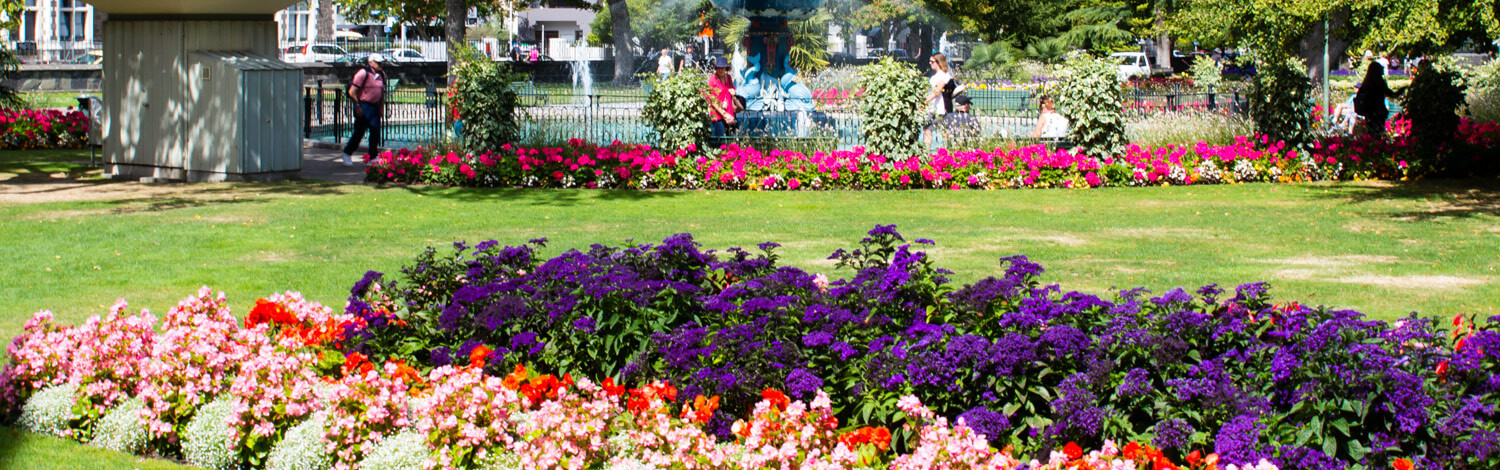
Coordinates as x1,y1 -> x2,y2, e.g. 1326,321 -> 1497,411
1024,37 -> 1070,64
721,10 -> 833,74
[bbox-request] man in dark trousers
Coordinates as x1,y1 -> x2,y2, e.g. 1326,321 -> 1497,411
343,54 -> 386,166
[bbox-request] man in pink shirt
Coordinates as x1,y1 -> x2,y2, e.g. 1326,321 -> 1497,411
704,56 -> 737,137
342,54 -> 386,166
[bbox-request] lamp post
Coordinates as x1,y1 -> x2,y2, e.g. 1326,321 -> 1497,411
1322,19 -> 1329,131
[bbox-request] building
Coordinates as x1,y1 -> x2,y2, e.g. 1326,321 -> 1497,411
2,0 -> 102,63
515,0 -> 599,59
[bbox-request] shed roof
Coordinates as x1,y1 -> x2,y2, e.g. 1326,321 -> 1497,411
192,51 -> 302,71
83,0 -> 300,15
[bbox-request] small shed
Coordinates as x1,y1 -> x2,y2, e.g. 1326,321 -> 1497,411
87,0 -> 304,182
186,52 -> 301,176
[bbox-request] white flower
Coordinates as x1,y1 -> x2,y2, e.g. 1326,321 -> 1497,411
91,396 -> 148,454
19,383 -> 80,438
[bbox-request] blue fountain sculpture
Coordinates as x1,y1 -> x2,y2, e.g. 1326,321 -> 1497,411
710,0 -> 832,137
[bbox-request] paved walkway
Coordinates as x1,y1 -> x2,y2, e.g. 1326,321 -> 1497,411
299,141 -> 370,184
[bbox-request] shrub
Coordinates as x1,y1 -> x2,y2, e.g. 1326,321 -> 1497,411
1248,57 -> 1314,149
183,395 -> 239,470
1054,53 -> 1127,158
1190,57 -> 1223,90
266,411 -> 333,470
91,397 -> 147,454
0,108 -> 90,150
1465,58 -> 1500,123
858,57 -> 926,158
642,71 -> 709,153
18,383 -> 79,438
1126,112 -> 1252,147
450,46 -> 521,155
1403,58 -> 1468,174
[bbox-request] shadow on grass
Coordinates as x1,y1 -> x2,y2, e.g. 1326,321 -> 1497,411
378,185 -> 689,206
1314,178 -> 1500,221
0,426 -> 21,467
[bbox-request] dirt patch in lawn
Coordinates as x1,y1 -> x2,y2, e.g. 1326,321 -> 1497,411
1335,274 -> 1487,289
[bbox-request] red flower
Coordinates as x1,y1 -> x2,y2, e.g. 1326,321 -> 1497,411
1392,458 -> 1414,470
761,388 -> 790,411
1122,442 -> 1144,460
602,377 -> 625,397
342,352 -> 373,378
1186,450 -> 1202,466
469,345 -> 493,369
1064,442 -> 1083,460
1153,455 -> 1179,470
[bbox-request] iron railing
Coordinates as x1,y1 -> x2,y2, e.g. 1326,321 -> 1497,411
304,82 -> 1250,151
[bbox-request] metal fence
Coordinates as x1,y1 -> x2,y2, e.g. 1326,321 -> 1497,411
11,41 -> 101,64
304,82 -> 1249,151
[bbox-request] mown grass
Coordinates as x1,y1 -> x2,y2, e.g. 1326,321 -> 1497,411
0,148 -> 103,182
2,149 -> 1497,342
0,426 -> 194,469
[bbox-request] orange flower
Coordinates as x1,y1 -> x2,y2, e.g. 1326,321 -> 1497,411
388,359 -> 422,385
1122,442 -> 1144,460
469,345 -> 493,369
342,352 -> 373,378
1064,442 -> 1083,460
1153,455 -> 1179,470
1186,450 -> 1202,466
502,364 -> 526,390
1392,457 -> 1414,470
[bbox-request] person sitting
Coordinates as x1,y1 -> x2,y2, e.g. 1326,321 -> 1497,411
1030,96 -> 1069,140
1330,95 -> 1358,134
943,94 -> 980,141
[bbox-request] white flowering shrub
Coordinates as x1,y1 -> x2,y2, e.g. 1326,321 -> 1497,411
267,411 -> 333,470
18,382 -> 79,438
91,396 -> 147,454
357,430 -> 429,470
184,395 -> 240,470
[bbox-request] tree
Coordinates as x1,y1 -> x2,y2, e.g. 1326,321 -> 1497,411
317,0 -> 335,42
925,0 -> 1073,45
1,0 -> 25,109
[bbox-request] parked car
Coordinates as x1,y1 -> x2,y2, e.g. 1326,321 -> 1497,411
284,43 -> 348,63
1112,52 -> 1152,79
65,50 -> 102,65
382,48 -> 426,62
333,52 -> 374,66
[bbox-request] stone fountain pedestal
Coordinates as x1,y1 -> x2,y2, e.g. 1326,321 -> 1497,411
710,0 -> 829,137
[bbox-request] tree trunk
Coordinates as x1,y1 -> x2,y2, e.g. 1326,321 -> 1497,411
316,0 -> 334,42
446,0 -> 466,83
608,0 -> 634,84
917,23 -> 932,66
1300,9 -> 1352,92
1154,9 -> 1171,73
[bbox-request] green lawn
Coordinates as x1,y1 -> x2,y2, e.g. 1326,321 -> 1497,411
20,91 -> 99,110
2,149 -> 1498,342
0,148 -> 104,182
0,426 -> 194,469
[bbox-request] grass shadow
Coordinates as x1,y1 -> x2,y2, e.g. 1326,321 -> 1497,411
378,185 -> 689,206
1313,178 -> 1500,221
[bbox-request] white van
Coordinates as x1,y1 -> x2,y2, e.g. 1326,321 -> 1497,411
1112,52 -> 1152,80
284,44 -> 349,63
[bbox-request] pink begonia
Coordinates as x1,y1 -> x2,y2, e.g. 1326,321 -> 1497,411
67,299 -> 158,432
323,362 -> 412,470
1,310 -> 79,413
417,366 -> 521,470
225,335 -> 323,459
138,287 -> 247,448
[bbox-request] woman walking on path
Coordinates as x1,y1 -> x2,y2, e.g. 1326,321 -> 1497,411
1354,62 -> 1398,138
923,52 -> 955,145
704,56 -> 738,138
342,54 -> 386,166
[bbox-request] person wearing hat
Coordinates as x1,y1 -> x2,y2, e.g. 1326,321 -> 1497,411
704,56 -> 738,137
343,53 -> 387,166
943,94 -> 979,141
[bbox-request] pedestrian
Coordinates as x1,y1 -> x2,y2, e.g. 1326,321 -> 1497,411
704,56 -> 738,138
942,94 -> 979,141
342,53 -> 386,166
1353,62 -> 1398,137
528,47 -> 539,62
680,45 -> 698,72
922,52 -> 955,145
657,48 -> 674,80
1029,96 -> 1069,140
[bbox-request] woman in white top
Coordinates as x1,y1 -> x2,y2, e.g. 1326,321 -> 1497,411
923,52 -> 954,145
1030,96 -> 1070,139
657,48 -> 674,80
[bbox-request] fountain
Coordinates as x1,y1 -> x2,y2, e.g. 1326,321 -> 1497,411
570,40 -> 594,107
709,0 -> 833,138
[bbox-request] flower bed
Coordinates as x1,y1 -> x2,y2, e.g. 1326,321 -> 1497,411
1,290 -> 1250,470
3,227 -> 1492,470
0,108 -> 90,150
365,118 -> 1500,189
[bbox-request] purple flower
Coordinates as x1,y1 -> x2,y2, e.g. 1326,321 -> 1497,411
1215,414 -> 1269,465
958,406 -> 1010,442
1117,368 -> 1152,397
784,368 -> 824,399
802,331 -> 834,347
1153,418 -> 1193,451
